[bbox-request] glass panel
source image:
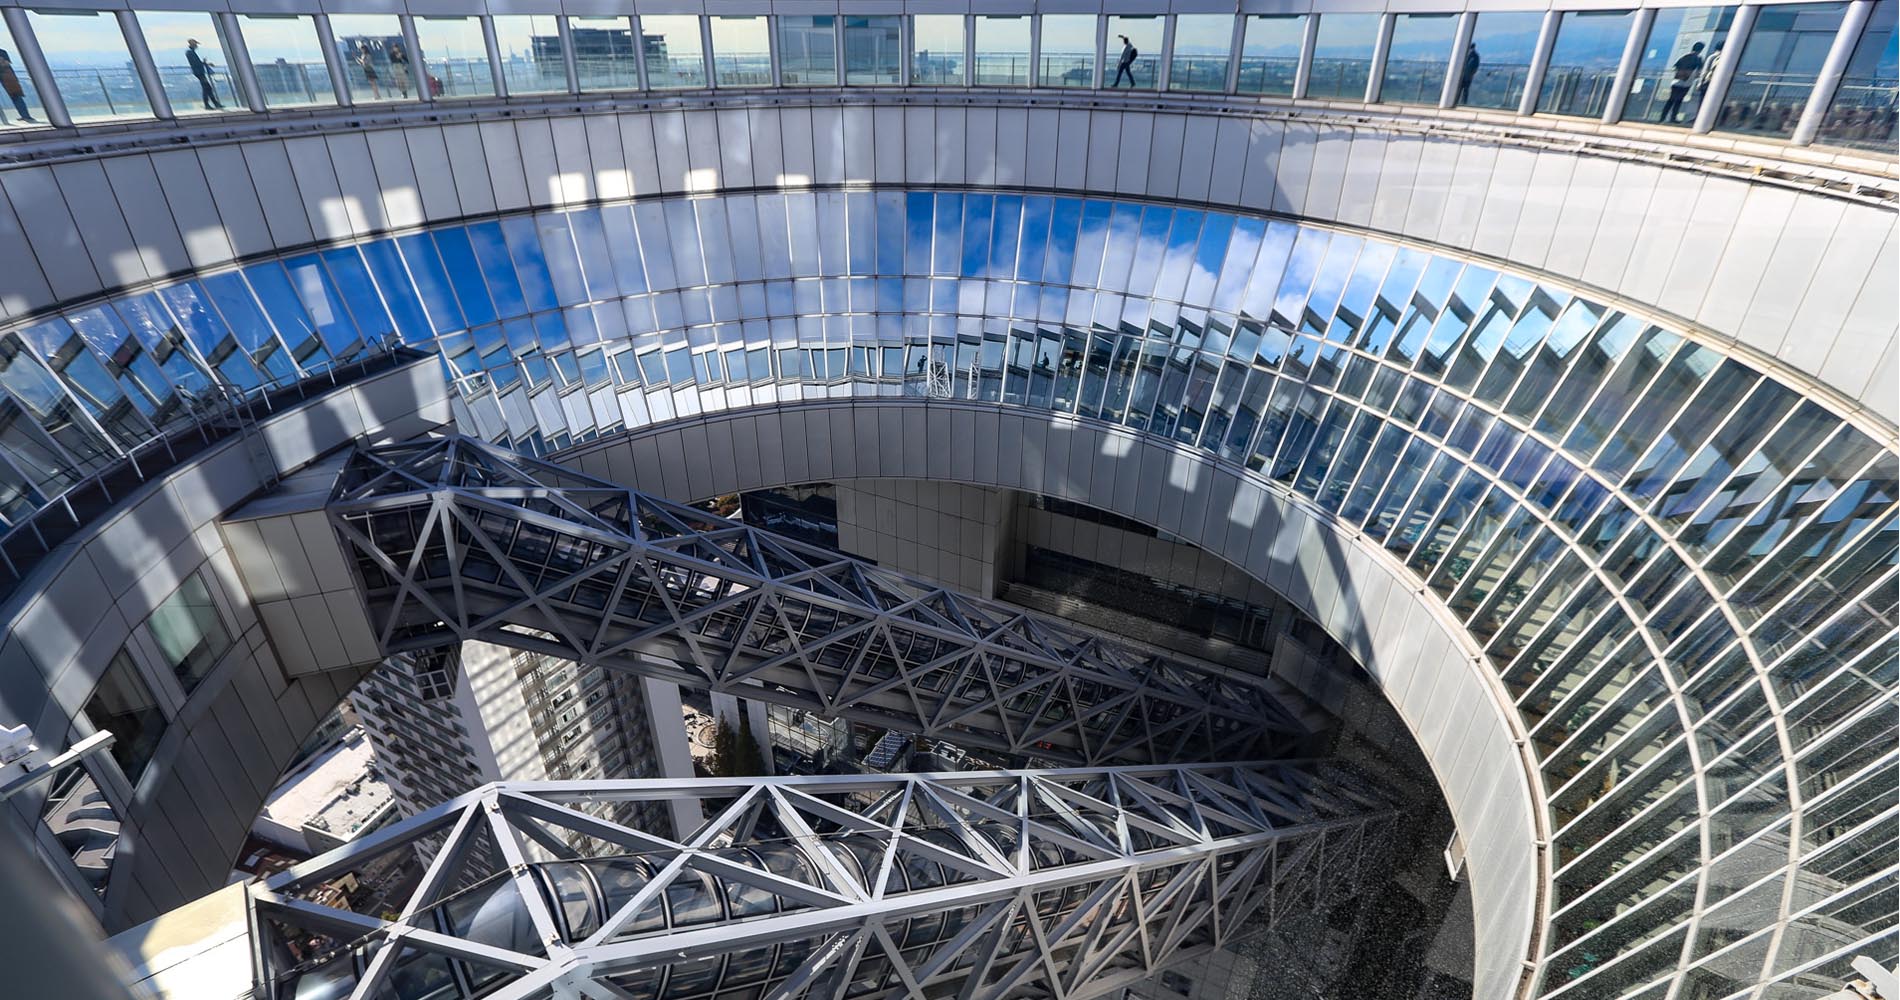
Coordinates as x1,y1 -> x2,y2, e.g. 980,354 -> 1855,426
1622,6 -> 1736,126
492,15 -> 566,96
136,11 -> 238,115
570,17 -> 637,91
236,14 -> 335,109
85,651 -> 165,784
1237,15 -> 1305,96
413,16 -> 492,99
27,9 -> 152,122
709,16 -> 770,87
0,20 -> 48,126
1538,10 -> 1638,117
330,13 -> 413,103
1170,14 -> 1233,93
1106,15 -> 1162,90
1040,14 -> 1095,88
912,14 -> 963,85
1715,2 -> 1848,137
40,763 -> 119,897
1816,0 -> 1897,150
974,16 -> 1031,86
843,15 -> 900,85
146,570 -> 231,694
1462,12 -> 1545,109
640,15 -> 705,89
1382,13 -> 1457,105
778,16 -> 837,86
1308,14 -> 1379,100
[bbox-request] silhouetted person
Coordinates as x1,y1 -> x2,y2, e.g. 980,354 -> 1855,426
388,42 -> 411,97
1111,35 -> 1137,88
0,50 -> 32,123
1458,43 -> 1480,103
186,39 -> 223,110
1659,41 -> 1703,123
356,42 -> 382,98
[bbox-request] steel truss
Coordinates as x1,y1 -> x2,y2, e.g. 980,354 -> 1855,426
251,762 -> 1397,1000
327,436 -> 1305,765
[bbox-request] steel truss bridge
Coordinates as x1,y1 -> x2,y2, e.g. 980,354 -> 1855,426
327,437 -> 1308,766
252,763 -> 1398,1000
254,438 -> 1400,1000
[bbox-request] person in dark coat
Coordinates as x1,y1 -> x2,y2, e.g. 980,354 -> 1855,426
0,50 -> 34,123
1111,34 -> 1138,88
186,39 -> 223,110
1659,41 -> 1704,123
1457,43 -> 1480,103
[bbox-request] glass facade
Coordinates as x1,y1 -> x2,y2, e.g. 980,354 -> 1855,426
0,17 -> 47,126
843,15 -> 901,85
1169,14 -> 1233,92
640,14 -> 705,89
26,8 -> 150,122
1105,15 -> 1161,89
571,16 -> 637,91
912,14 -> 963,85
1538,10 -> 1639,117
1464,12 -> 1546,110
1237,14 -> 1304,96
1715,2 -> 1848,137
1382,12 -> 1458,104
414,15 -> 494,99
1622,6 -> 1736,125
709,16 -> 770,87
1039,14 -> 1094,88
777,15 -> 836,86
84,651 -> 165,784
1308,14 -> 1379,100
1817,0 -> 1897,149
973,15 -> 1030,86
236,14 -> 335,108
0,5 -> 1878,149
329,13 -> 411,103
135,11 -> 239,115
491,15 -> 565,96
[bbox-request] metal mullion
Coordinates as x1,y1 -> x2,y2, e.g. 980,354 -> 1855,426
1549,733 -> 1692,842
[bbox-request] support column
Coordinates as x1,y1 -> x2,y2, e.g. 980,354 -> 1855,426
1291,14 -> 1319,99
1364,13 -> 1394,103
482,15 -> 507,99
5,7 -> 71,126
117,10 -> 174,119
1693,4 -> 1757,134
400,15 -> 429,103
1792,0 -> 1875,145
1440,12 -> 1476,109
558,15 -> 580,94
709,690 -> 774,777
314,14 -> 353,108
218,12 -> 268,113
1517,11 -> 1561,116
1600,8 -> 1654,124
638,676 -> 701,839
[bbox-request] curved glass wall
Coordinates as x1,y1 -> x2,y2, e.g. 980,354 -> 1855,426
0,189 -> 1891,998
0,4 -> 1890,152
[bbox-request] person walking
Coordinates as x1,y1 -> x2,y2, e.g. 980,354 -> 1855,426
1111,34 -> 1138,88
1457,43 -> 1480,104
186,39 -> 224,110
1659,41 -> 1704,123
0,50 -> 32,124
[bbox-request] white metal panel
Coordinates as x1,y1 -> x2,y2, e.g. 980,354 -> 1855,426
100,155 -> 194,279
192,145 -> 275,257
1580,161 -> 1661,293
364,130 -> 426,230
550,116 -> 596,204
52,159 -> 151,289
324,132 -> 387,234
439,123 -> 500,216
514,117 -> 564,207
